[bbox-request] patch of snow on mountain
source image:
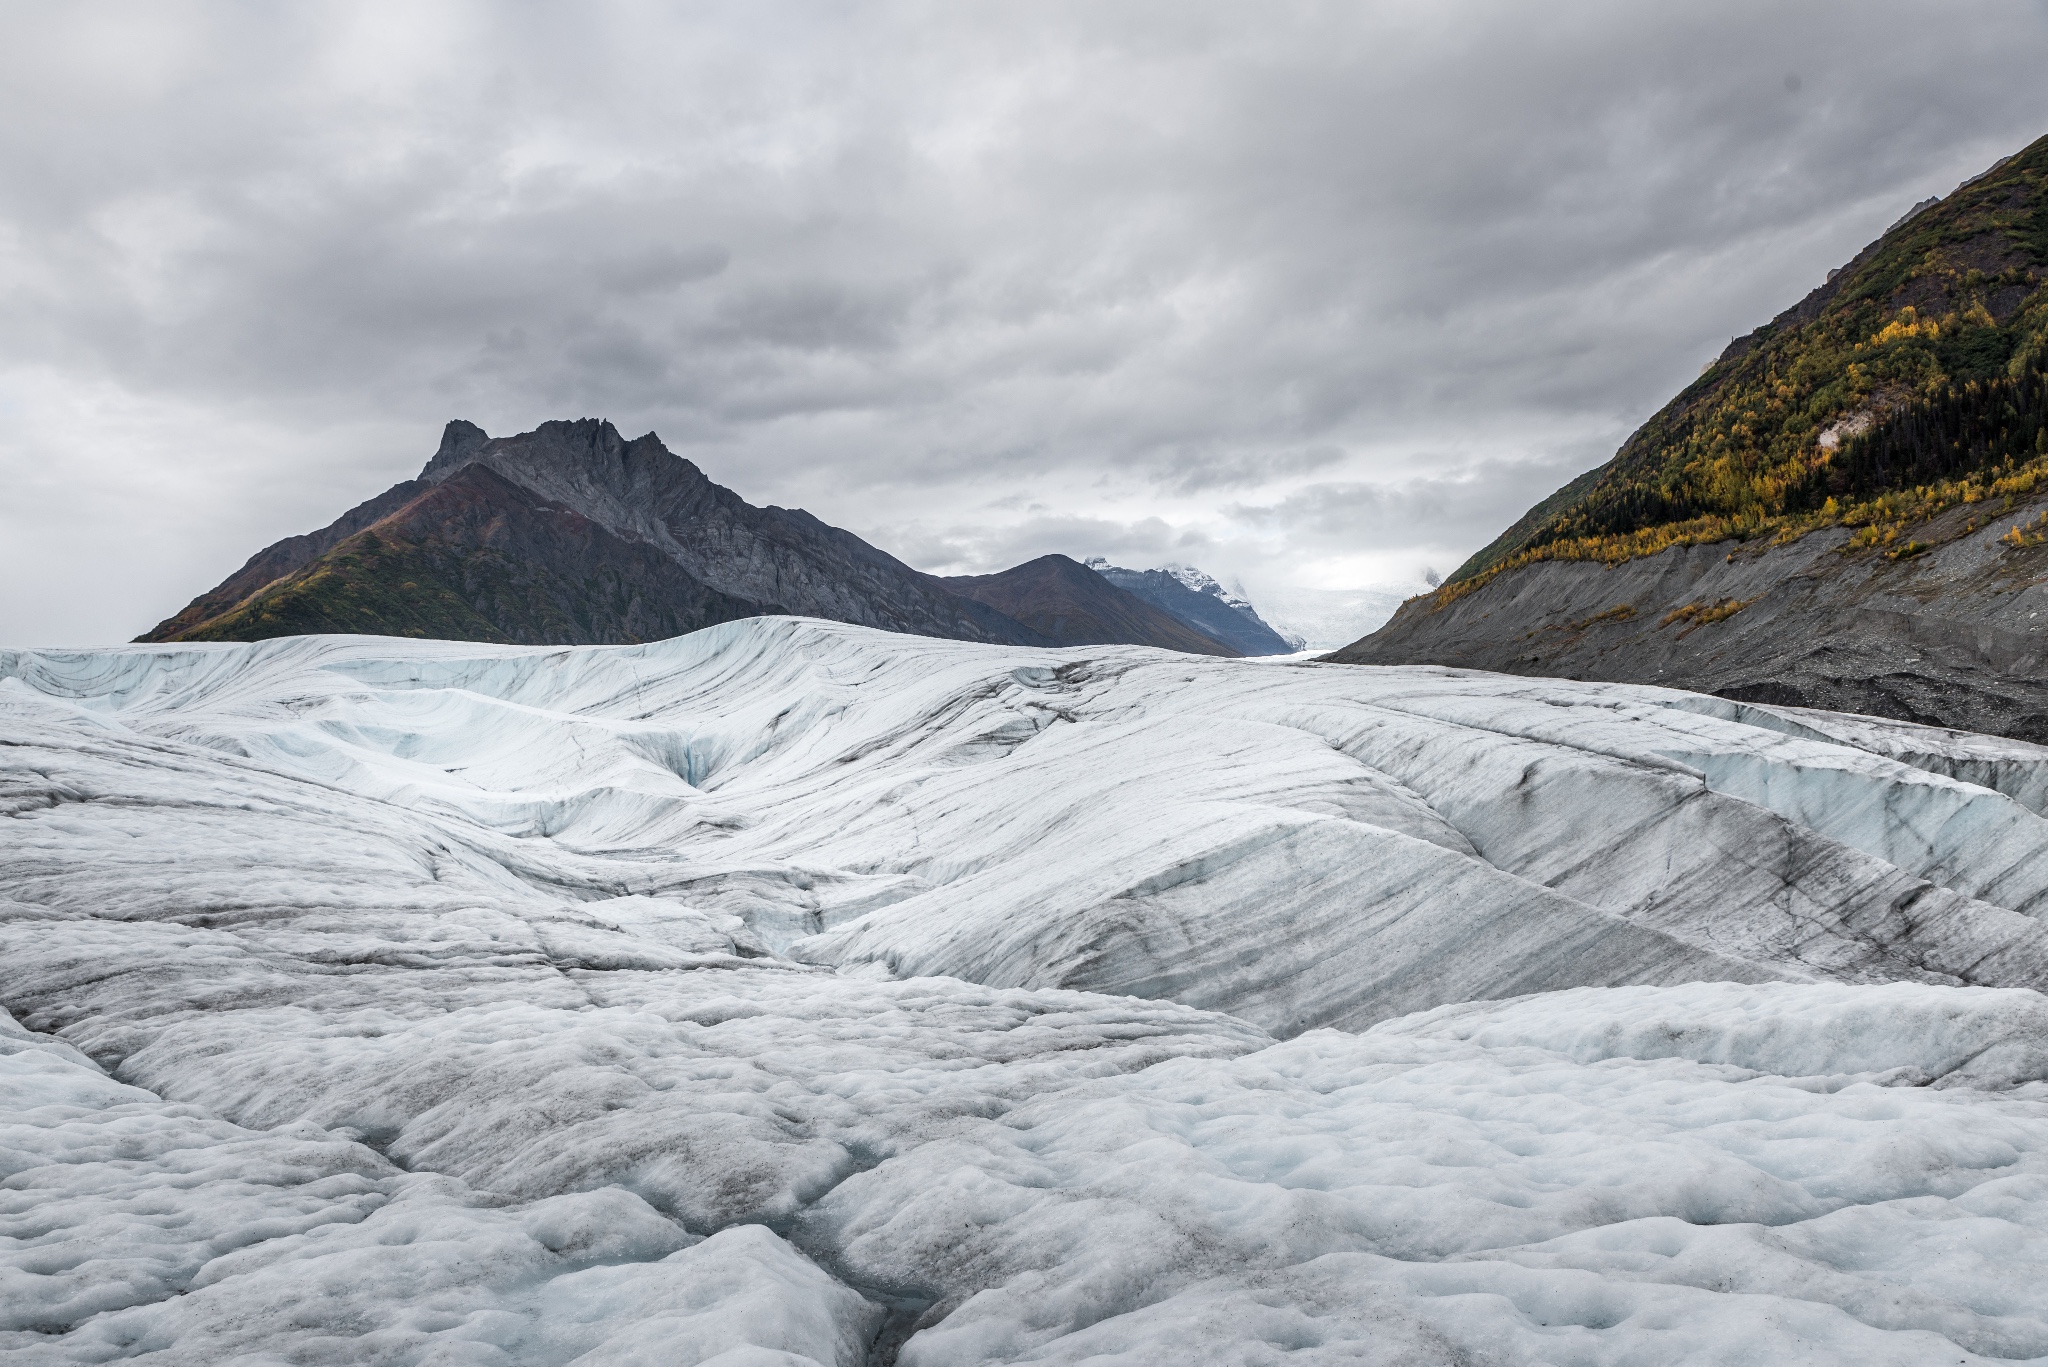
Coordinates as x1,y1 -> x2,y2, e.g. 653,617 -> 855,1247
12,621 -> 2048,1360
1157,562 -> 1258,618
1086,557 -> 1299,647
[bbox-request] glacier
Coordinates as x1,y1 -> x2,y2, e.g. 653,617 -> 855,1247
9,618 -> 2048,1362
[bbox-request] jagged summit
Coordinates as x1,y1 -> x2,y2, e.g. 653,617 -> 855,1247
415,419 -> 726,563
417,417 -> 492,479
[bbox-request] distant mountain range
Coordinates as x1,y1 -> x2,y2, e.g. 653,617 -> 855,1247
141,418 -> 1292,657
937,556 -> 1239,656
1336,131 -> 2048,740
1085,559 -> 1299,655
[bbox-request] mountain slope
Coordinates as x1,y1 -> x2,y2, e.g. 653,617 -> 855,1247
142,419 -> 1049,648
1334,132 -> 2048,737
937,554 -> 1241,655
1336,514 -> 2048,739
1086,560 -> 1298,654
143,477 -> 437,641
1449,133 -> 2048,586
158,463 -> 773,645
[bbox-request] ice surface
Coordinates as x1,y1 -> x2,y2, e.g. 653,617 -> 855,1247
1659,691 -> 2048,816
15,620 -> 2048,1025
0,1003 -> 878,1365
1378,979 -> 2048,1088
11,620 -> 2048,1361
813,984 -> 2048,1365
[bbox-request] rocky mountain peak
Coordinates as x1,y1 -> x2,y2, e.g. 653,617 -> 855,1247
410,418 -> 726,562
417,419 -> 491,482
1159,562 -> 1261,623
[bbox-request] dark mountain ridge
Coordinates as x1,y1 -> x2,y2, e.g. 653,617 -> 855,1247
147,461 -> 771,646
936,555 -> 1241,656
144,419 -> 1001,646
142,419 -> 1228,655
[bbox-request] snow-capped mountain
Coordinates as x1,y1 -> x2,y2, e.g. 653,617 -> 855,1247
937,554 -> 1240,655
1159,562 -> 1258,620
1085,558 -> 1299,654
11,621 -> 2048,1361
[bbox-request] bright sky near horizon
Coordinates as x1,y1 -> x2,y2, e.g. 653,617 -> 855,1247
3,0 -> 2047,646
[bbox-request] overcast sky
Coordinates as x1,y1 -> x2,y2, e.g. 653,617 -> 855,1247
3,1 -> 2047,646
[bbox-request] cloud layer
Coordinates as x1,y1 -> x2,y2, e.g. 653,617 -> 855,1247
3,0 -> 2046,645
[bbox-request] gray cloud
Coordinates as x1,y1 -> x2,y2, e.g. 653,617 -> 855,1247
2,0 -> 2046,644
1227,456 -> 1595,550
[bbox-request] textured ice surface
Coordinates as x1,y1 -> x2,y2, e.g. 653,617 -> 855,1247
0,1003 -> 880,1365
13,619 -> 2048,1026
11,621 -> 2048,1362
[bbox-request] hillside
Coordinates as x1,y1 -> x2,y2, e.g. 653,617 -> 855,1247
149,462 -> 775,645
1334,132 -> 2048,737
1452,132 -> 2048,586
936,554 -> 1240,655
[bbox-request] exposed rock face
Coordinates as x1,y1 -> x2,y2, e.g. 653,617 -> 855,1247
415,419 -> 1040,645
140,419 -> 1048,647
936,554 -> 1241,655
1087,560 -> 1297,655
1331,489 -> 2048,741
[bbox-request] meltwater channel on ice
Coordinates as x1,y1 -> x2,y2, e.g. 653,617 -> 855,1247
12,617 -> 2048,1363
